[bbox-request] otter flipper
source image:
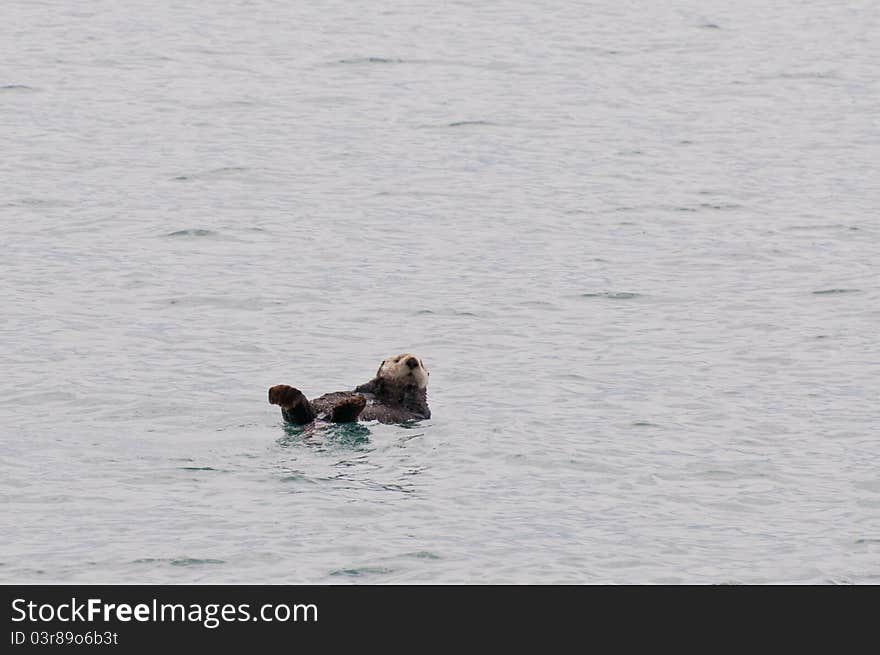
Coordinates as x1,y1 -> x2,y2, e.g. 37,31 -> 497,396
268,385 -> 316,425
329,394 -> 367,423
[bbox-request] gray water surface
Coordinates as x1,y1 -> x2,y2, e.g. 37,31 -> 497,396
1,1 -> 879,583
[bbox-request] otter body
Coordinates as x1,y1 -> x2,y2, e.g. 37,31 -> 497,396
269,354 -> 430,425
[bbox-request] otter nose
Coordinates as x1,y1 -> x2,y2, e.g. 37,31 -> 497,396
406,357 -> 419,369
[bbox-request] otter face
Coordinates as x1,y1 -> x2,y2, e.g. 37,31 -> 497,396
376,353 -> 429,389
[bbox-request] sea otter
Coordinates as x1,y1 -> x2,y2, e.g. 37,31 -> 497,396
268,353 -> 430,425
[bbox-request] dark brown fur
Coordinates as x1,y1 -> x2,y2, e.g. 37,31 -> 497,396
269,373 -> 430,425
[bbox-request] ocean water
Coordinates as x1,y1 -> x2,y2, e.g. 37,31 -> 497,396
1,0 -> 878,584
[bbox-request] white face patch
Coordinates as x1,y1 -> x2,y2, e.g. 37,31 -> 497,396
377,353 -> 429,389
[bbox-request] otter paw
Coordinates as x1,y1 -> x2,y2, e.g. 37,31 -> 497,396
268,385 -> 307,409
330,394 -> 367,423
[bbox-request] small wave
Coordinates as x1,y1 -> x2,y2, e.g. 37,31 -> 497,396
337,57 -> 403,64
164,229 -> 218,237
581,292 -> 642,299
573,46 -> 623,56
516,300 -> 560,310
785,224 -> 859,232
132,557 -> 225,566
170,558 -> 225,566
777,71 -> 838,80
402,551 -> 441,560
447,120 -> 496,127
812,289 -> 861,295
4,197 -> 69,208
279,473 -> 316,483
661,201 -> 743,212
329,566 -> 394,577
0,84 -> 37,92
698,202 -> 742,210
179,466 -> 219,471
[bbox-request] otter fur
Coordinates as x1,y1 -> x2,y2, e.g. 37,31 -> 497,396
268,353 -> 430,425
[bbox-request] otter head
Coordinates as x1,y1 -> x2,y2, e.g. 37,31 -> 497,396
375,353 -> 429,390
